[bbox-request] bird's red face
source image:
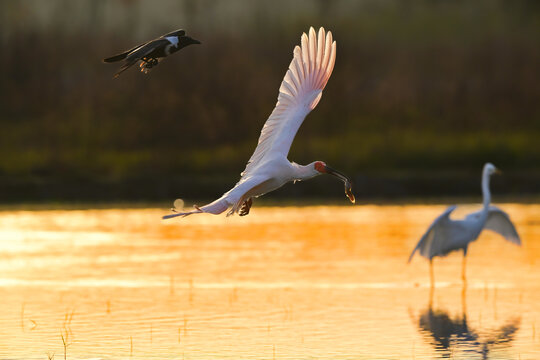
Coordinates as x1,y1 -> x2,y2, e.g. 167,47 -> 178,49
314,161 -> 327,173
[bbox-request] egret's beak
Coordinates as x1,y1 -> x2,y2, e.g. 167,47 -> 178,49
324,165 -> 356,204
494,168 -> 502,175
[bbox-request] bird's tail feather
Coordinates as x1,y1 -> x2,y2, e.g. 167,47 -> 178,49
103,51 -> 130,63
112,59 -> 141,78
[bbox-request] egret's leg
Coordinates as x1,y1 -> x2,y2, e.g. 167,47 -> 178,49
461,247 -> 468,285
461,283 -> 467,317
429,259 -> 434,289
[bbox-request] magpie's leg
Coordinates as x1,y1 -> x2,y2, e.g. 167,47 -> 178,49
143,58 -> 158,68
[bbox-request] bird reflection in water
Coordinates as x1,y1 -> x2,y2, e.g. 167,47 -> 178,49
413,289 -> 520,359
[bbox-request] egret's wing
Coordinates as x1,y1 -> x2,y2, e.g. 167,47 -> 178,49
408,206 -> 458,262
163,175 -> 268,219
484,206 -> 521,245
241,27 -> 336,177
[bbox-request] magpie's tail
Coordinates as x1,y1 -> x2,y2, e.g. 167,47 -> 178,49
103,51 -> 130,63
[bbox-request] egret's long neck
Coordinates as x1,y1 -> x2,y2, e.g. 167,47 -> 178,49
481,169 -> 491,210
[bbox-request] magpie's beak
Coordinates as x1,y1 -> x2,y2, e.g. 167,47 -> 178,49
180,36 -> 201,45
324,165 -> 356,204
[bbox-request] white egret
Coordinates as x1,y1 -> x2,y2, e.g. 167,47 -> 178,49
408,163 -> 521,285
164,27 -> 355,219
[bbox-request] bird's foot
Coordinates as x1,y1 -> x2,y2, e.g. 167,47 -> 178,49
139,62 -> 149,73
239,198 -> 253,216
139,58 -> 158,73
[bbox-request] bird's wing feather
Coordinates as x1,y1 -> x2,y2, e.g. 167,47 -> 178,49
484,206 -> 521,245
162,175 -> 269,219
104,30 -> 182,63
161,29 -> 185,38
111,39 -> 171,77
408,205 -> 458,262
124,39 -> 170,62
241,27 -> 336,177
103,42 -> 146,63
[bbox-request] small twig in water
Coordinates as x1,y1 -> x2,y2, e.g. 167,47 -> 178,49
60,333 -> 68,360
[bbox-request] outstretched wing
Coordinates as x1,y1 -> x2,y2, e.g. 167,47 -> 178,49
241,27 -> 336,177
483,206 -> 521,245
408,206 -> 459,262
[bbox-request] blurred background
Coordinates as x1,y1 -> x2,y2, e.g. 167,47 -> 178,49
0,0 -> 539,204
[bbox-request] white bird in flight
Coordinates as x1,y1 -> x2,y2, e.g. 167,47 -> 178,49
408,163 -> 521,286
164,27 -> 355,219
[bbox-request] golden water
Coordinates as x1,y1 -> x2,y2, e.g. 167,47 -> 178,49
1,204 -> 538,359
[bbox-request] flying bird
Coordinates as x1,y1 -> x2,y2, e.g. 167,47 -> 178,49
164,27 -> 355,219
408,163 -> 521,286
103,29 -> 200,77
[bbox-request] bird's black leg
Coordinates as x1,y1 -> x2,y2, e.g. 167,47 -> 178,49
239,198 -> 253,216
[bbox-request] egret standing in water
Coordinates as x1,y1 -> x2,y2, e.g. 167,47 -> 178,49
164,27 -> 355,219
408,163 -> 521,286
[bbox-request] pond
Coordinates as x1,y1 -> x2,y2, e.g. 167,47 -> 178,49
0,204 -> 538,359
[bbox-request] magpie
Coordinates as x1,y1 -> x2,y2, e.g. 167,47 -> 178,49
103,29 -> 200,77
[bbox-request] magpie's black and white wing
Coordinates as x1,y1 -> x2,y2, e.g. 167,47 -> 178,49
111,39 -> 170,77
161,29 -> 185,38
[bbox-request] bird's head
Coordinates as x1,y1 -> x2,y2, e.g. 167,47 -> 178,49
179,35 -> 201,47
314,161 -> 355,204
484,162 -> 501,176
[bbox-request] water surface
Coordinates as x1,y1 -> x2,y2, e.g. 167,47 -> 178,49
1,205 -> 539,359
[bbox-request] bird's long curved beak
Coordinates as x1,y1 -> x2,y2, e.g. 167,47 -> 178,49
193,39 -> 201,44
324,165 -> 356,204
